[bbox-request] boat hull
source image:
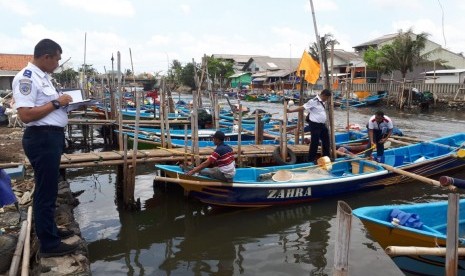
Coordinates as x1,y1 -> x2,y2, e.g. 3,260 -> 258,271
156,160 -> 388,207
353,200 -> 465,275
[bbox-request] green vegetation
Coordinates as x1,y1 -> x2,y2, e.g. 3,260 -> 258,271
363,29 -> 429,79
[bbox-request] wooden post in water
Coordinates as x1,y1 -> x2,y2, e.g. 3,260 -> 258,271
159,84 -> 166,148
333,201 -> 352,276
163,80 -> 172,148
121,133 -> 128,204
116,52 -> 124,151
184,125 -> 188,165
214,92 -> 220,129
237,103 -> 243,167
282,100 -> 288,161
254,113 -> 264,145
446,193 -> 459,276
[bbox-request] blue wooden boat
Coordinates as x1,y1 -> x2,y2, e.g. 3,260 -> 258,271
353,200 -> 465,275
218,113 -> 272,125
121,108 -> 189,120
339,92 -> 387,108
154,159 -> 388,207
267,94 -> 284,103
154,133 -> 465,207
366,133 -> 465,186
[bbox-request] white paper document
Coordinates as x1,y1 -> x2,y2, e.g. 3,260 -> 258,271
62,89 -> 98,111
62,90 -> 84,102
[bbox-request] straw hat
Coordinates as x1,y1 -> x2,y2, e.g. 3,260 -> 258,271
272,170 -> 294,182
317,156 -> 332,171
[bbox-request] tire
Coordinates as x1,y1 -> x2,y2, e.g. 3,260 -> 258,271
273,146 -> 297,165
0,235 -> 17,273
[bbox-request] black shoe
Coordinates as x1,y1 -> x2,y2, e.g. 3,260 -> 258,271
58,229 -> 75,239
40,242 -> 79,258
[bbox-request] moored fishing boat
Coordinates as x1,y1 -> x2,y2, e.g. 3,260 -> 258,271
154,159 -> 387,207
153,133 -> 465,207
353,199 -> 465,275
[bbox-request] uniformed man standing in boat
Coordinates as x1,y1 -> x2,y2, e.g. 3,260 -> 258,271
287,89 -> 332,164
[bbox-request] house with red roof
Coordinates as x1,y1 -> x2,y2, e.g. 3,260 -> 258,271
0,54 -> 32,92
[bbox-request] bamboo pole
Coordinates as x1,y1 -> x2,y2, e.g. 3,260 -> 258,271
8,221 -> 27,276
184,125 -> 188,165
386,246 -> 465,256
237,104 -> 243,167
282,101 -> 288,161
159,85 -> 166,148
154,175 -> 227,187
329,43 -> 337,161
337,152 -> 456,190
117,52 -> 124,151
129,51 -> 140,208
378,163 -> 456,191
333,201 -> 352,276
446,193 -> 459,276
122,134 -> 129,205
21,206 -> 32,276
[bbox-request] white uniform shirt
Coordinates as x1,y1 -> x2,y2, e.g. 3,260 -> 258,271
13,62 -> 68,127
303,95 -> 327,123
367,115 -> 393,134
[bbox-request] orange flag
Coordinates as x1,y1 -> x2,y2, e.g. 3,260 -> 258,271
296,51 -> 320,84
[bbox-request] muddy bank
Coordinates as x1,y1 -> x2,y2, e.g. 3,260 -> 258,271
0,127 -> 90,275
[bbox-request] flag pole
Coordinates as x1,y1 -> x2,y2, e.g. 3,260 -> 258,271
309,0 -> 326,88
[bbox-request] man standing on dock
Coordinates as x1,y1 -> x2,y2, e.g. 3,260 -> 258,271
287,89 -> 332,164
186,131 -> 236,182
365,110 -> 394,159
13,39 -> 77,257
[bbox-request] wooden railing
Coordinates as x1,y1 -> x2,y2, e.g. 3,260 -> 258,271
344,83 -> 465,101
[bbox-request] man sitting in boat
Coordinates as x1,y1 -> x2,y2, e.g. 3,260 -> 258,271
186,130 -> 236,182
365,110 -> 394,159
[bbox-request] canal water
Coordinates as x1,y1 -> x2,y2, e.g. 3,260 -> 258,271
69,99 -> 465,275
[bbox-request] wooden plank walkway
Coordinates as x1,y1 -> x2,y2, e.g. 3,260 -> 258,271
57,144 -> 311,168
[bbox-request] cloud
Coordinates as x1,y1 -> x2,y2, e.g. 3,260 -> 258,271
59,0 -> 135,17
0,0 -> 34,16
304,0 -> 338,12
180,4 -> 191,15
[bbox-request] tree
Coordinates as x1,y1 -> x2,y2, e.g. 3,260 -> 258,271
166,59 -> 183,89
206,57 -> 234,90
366,28 -> 429,79
180,62 -> 197,90
53,68 -> 79,88
308,33 -> 338,61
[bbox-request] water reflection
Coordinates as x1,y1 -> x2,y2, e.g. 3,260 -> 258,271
83,184 -> 335,275
70,100 -> 465,275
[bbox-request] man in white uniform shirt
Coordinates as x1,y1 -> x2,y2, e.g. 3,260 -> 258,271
365,110 -> 394,158
287,89 -> 332,164
13,39 -> 76,258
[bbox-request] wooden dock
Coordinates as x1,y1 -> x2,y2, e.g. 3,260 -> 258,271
57,144 -> 310,168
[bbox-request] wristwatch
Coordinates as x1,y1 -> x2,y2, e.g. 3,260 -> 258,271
51,100 -> 61,109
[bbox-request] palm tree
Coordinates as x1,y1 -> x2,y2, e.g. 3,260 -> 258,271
376,28 -> 429,79
308,33 -> 338,61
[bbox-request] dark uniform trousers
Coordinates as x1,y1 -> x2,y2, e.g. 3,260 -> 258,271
308,121 -> 330,163
372,129 -> 386,157
22,126 -> 65,251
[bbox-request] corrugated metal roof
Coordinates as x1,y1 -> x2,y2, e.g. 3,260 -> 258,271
212,54 -> 267,63
245,56 -> 300,71
353,33 -> 399,48
421,69 -> 465,74
229,72 -> 250,78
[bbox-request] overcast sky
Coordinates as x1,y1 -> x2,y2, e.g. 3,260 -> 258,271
1,0 -> 464,75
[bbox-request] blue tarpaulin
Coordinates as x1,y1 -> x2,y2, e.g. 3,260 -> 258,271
0,169 -> 16,207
